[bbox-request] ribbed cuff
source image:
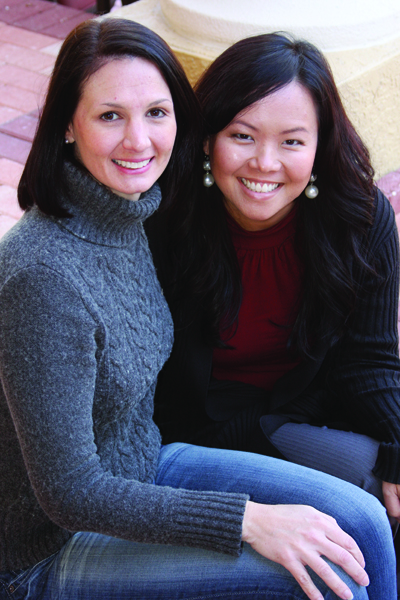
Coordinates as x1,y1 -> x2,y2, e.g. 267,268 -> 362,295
170,489 -> 248,556
373,442 -> 400,483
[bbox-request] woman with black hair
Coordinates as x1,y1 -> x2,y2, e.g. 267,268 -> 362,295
0,20 -> 396,600
148,33 -> 400,527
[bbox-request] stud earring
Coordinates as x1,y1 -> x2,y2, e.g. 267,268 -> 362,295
305,173 -> 319,199
203,155 -> 214,187
65,138 -> 70,144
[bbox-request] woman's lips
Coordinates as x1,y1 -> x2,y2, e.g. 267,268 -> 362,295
240,178 -> 280,193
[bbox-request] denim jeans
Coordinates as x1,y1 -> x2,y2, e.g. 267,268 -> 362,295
0,443 -> 396,600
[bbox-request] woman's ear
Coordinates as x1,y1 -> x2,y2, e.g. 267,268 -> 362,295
65,123 -> 75,144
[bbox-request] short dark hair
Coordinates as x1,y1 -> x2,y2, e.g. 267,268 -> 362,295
164,33 -> 375,355
18,18 -> 200,216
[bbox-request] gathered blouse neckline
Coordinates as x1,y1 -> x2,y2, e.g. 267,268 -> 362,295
225,203 -> 298,250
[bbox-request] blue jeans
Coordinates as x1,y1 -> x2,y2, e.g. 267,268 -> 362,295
0,443 -> 396,600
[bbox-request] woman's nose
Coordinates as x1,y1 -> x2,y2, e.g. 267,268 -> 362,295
122,120 -> 151,152
250,144 -> 281,172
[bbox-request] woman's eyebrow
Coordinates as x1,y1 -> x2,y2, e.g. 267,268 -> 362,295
229,119 -> 258,131
281,127 -> 309,135
228,121 -> 311,135
100,98 -> 173,109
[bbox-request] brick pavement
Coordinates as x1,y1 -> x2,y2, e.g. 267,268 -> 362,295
0,0 -> 94,236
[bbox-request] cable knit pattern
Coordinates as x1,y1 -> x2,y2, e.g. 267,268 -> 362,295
0,163 -> 247,572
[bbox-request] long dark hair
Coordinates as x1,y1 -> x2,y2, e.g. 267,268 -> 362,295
162,32 -> 375,357
18,18 -> 200,216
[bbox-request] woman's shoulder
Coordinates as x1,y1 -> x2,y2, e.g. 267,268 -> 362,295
369,187 -> 397,248
0,210 -> 58,272
0,208 -> 86,295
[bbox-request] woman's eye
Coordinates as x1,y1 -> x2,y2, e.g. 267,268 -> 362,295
284,139 -> 302,146
233,133 -> 253,141
101,112 -> 119,121
147,108 -> 166,118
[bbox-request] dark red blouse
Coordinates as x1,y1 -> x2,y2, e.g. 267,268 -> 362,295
212,206 -> 303,391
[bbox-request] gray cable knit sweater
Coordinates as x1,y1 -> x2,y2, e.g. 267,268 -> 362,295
0,163 -> 248,572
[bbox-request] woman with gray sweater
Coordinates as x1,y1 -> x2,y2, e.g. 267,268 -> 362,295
0,18 -> 395,600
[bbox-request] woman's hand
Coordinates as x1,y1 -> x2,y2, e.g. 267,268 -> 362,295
382,481 -> 400,521
242,501 -> 369,600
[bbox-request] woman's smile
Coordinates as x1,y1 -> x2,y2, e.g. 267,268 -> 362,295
112,158 -> 152,170
240,178 -> 281,194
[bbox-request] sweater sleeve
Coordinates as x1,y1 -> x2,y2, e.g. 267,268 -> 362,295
0,264 -> 247,556
327,193 -> 400,483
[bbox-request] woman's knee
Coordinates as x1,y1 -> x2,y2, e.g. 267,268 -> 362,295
266,422 -> 384,501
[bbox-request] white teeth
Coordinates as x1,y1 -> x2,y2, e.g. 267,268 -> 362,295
113,159 -> 151,169
241,178 -> 279,193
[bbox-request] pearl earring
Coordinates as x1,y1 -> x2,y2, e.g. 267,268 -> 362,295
305,174 -> 319,199
203,155 -> 214,187
65,139 -> 70,144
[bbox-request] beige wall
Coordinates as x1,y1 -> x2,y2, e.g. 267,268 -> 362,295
329,41 -> 400,179
106,0 -> 400,177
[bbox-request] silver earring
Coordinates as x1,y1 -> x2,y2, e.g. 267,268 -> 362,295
305,173 -> 319,198
65,139 -> 70,144
203,155 -> 214,187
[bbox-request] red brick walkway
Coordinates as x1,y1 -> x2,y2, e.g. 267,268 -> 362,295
0,0 -> 94,236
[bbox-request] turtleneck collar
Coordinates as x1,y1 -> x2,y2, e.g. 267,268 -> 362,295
54,161 -> 162,247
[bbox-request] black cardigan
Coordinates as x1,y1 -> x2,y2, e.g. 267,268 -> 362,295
146,190 -> 400,484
